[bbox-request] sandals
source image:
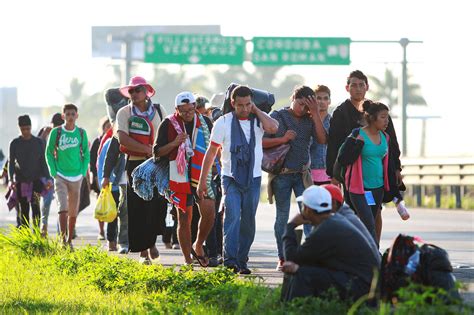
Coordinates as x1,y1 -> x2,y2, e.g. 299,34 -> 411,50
190,247 -> 209,267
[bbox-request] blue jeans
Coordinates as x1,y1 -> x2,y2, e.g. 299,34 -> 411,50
222,176 -> 261,269
41,190 -> 54,227
272,173 -> 305,259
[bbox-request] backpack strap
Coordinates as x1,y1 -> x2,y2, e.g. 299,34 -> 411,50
54,127 -> 62,160
54,126 -> 84,161
154,103 -> 163,121
79,127 -> 84,161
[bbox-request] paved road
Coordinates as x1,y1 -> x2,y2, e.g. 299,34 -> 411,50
1,193 -> 473,303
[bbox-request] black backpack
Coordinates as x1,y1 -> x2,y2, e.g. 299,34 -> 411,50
381,234 -> 460,303
333,128 -> 362,184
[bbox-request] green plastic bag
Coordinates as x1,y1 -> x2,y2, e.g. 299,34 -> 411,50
94,184 -> 117,223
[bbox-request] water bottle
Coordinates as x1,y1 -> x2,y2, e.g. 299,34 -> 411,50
404,249 -> 420,275
165,203 -> 174,228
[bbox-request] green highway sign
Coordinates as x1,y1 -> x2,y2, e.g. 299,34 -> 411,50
252,37 -> 351,66
144,34 -> 246,65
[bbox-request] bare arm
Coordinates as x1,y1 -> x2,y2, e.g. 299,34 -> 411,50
117,131 -> 152,155
262,130 -> 296,149
154,134 -> 187,157
196,144 -> 220,199
252,104 -> 279,134
303,96 -> 327,144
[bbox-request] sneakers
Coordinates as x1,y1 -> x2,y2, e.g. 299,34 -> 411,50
118,245 -> 129,254
139,257 -> 152,265
276,259 -> 285,272
97,232 -> 105,241
239,267 -> 251,275
225,264 -> 240,274
172,243 -> 180,250
396,201 -> 410,220
208,257 -> 219,267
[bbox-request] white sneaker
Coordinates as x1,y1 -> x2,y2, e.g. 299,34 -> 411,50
118,246 -> 129,254
396,201 -> 410,220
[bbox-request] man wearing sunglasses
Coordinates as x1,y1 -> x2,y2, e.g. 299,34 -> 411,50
281,185 -> 379,302
115,76 -> 166,264
154,91 -> 215,267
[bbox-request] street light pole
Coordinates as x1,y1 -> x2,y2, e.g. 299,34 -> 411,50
400,38 -> 409,156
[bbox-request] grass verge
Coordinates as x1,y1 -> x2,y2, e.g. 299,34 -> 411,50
0,225 -> 472,314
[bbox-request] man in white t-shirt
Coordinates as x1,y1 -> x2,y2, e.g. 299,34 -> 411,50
197,85 -> 279,274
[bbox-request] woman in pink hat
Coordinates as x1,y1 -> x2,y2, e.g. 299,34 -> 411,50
115,76 -> 167,264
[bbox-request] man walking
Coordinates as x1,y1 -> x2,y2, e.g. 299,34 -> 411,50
326,70 -> 405,239
45,104 -> 90,247
197,85 -> 279,274
9,115 -> 51,228
154,91 -> 215,266
262,85 -> 327,270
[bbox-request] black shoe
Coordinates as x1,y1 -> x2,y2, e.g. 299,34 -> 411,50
225,264 -> 240,274
239,267 -> 251,275
208,257 -> 219,268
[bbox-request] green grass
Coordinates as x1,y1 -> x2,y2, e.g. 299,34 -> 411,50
0,225 -> 472,314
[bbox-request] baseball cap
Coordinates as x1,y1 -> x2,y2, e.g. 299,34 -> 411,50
175,91 -> 196,107
322,184 -> 344,204
295,186 -> 332,213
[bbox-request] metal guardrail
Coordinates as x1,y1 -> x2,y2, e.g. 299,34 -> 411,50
401,158 -> 474,186
401,158 -> 474,208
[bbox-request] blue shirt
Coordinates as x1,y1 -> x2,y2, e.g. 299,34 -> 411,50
360,129 -> 388,189
310,114 -> 331,170
97,139 -> 119,192
265,108 -> 316,171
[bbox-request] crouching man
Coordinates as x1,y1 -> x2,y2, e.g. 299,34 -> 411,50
281,185 -> 379,301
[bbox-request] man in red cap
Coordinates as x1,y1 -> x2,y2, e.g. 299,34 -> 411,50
281,185 -> 379,301
323,184 -> 380,263
115,76 -> 167,264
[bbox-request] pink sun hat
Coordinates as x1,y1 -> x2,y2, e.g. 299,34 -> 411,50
119,76 -> 155,98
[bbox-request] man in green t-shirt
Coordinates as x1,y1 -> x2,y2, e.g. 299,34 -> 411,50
45,104 -> 90,247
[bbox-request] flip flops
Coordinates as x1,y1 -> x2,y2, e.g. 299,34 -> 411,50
190,247 -> 209,267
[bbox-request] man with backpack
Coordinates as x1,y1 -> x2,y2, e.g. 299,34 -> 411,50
45,104 -> 90,247
115,76 -> 166,264
197,85 -> 279,274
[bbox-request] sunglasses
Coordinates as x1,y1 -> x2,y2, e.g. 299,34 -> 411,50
178,106 -> 196,115
128,86 -> 144,94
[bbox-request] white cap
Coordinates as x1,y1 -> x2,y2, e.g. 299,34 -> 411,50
296,186 -> 332,213
175,91 -> 196,107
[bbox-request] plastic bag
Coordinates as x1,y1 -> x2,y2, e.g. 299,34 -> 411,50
94,184 -> 117,223
262,143 -> 291,174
